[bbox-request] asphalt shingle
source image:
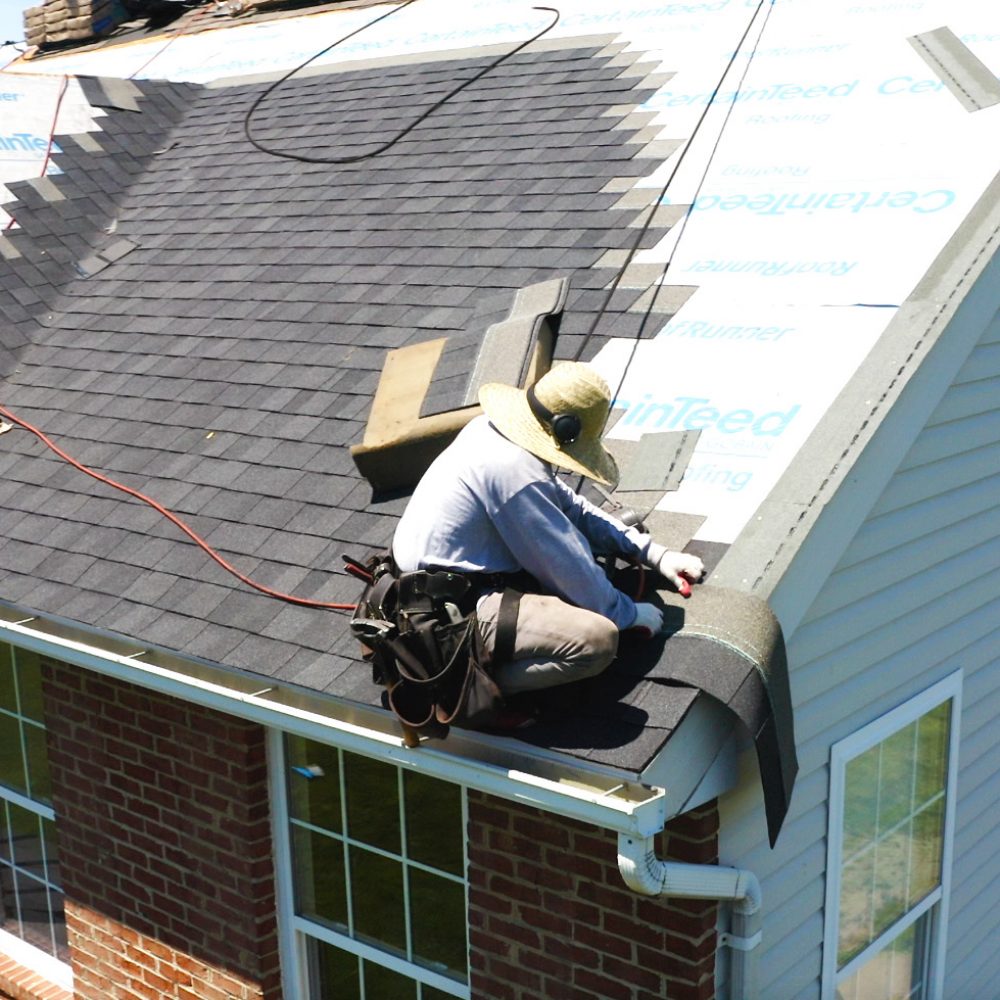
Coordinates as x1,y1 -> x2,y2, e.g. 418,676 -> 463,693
0,40 -> 698,772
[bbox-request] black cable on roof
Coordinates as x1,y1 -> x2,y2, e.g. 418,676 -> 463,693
572,0 -> 777,369
568,0 -> 777,496
243,3 -> 560,164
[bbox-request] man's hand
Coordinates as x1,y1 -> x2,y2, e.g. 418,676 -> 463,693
656,551 -> 705,598
629,602 -> 664,638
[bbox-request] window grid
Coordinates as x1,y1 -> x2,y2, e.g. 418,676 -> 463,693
836,884 -> 939,987
0,688 -> 48,804
282,736 -> 471,1000
287,817 -> 467,892
822,672 -> 961,1000
0,643 -> 67,964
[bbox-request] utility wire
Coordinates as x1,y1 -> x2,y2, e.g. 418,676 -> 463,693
573,0 -> 776,373
570,0 -> 775,497
245,3 -> 560,164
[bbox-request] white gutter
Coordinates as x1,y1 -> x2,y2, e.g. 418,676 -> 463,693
0,610 -> 667,837
618,833 -> 762,1000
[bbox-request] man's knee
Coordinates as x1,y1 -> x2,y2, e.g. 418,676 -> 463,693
574,613 -> 618,678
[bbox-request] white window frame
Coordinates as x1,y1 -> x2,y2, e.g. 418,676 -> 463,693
267,728 -> 472,1000
0,642 -> 72,992
822,670 -> 962,1000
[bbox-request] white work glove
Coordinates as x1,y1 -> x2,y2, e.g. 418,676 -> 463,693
629,602 -> 664,638
654,550 -> 705,598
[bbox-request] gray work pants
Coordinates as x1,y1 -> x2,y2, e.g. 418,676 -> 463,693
476,591 -> 619,695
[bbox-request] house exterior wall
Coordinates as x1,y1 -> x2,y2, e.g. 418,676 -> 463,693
717,308 -> 1000,999
467,792 -> 719,1000
39,662 -> 282,1000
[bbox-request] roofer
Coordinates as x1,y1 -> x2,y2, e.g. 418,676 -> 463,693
391,362 -> 706,697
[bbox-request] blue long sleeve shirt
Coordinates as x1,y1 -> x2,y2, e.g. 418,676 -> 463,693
392,416 -> 662,629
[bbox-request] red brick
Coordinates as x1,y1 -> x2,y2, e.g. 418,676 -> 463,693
547,849 -> 605,882
484,915 -> 542,950
516,904 -> 573,937
540,934 -> 599,970
515,858 -> 574,892
604,909 -> 666,950
468,927 -> 512,958
569,830 -> 615,859
511,812 -> 571,848
488,874 -> 543,905
602,953 -> 663,991
468,793 -> 718,1000
518,946 -> 570,979
575,921 -> 632,960
42,665 -> 280,1000
486,958 -> 542,991
573,967 -> 633,999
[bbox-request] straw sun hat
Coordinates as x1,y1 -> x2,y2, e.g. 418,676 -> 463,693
478,362 -> 619,487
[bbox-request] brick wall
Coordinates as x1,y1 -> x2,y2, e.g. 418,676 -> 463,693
468,793 -> 719,1000
40,664 -> 282,1000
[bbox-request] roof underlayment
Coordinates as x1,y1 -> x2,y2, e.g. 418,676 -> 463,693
1,0 -> 998,840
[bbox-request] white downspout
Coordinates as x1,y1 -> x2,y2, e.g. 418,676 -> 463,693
617,833 -> 762,1000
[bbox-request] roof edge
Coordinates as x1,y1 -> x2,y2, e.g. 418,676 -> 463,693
0,600 -> 672,836
202,31 -> 623,88
712,166 -> 1000,636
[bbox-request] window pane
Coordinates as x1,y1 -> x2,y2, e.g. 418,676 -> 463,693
877,724 -> 916,832
908,797 -> 944,906
0,645 -> 15,715
42,818 -> 60,891
287,736 -> 341,834
15,870 -> 54,957
839,849 -> 875,965
0,643 -> 64,969
409,867 -> 468,979
288,735 -> 470,997
344,753 -> 400,855
8,804 -> 44,880
843,746 -> 879,858
837,912 -> 931,1000
0,714 -> 26,796
13,650 -> 45,725
349,845 -> 405,954
872,825 -> 909,941
23,724 -> 52,806
293,826 -> 348,931
404,771 -> 464,876
914,704 -> 949,805
853,943 -> 893,1000
363,959 -> 416,1000
309,937 -> 360,1000
0,866 -> 18,936
0,804 -> 9,865
51,889 -> 68,964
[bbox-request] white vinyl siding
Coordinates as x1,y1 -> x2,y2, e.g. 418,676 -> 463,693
717,309 -> 1000,1000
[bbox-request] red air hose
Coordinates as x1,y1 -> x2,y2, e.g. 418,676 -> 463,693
0,404 -> 357,612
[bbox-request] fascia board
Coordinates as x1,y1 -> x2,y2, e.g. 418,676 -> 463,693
712,168 -> 1000,638
640,693 -> 740,813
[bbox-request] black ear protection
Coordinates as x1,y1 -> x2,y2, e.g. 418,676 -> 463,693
526,383 -> 581,447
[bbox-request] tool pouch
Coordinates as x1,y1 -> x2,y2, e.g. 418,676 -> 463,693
349,551 -> 510,741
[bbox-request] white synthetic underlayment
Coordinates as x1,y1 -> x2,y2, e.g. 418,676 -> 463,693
2,0 -> 997,542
